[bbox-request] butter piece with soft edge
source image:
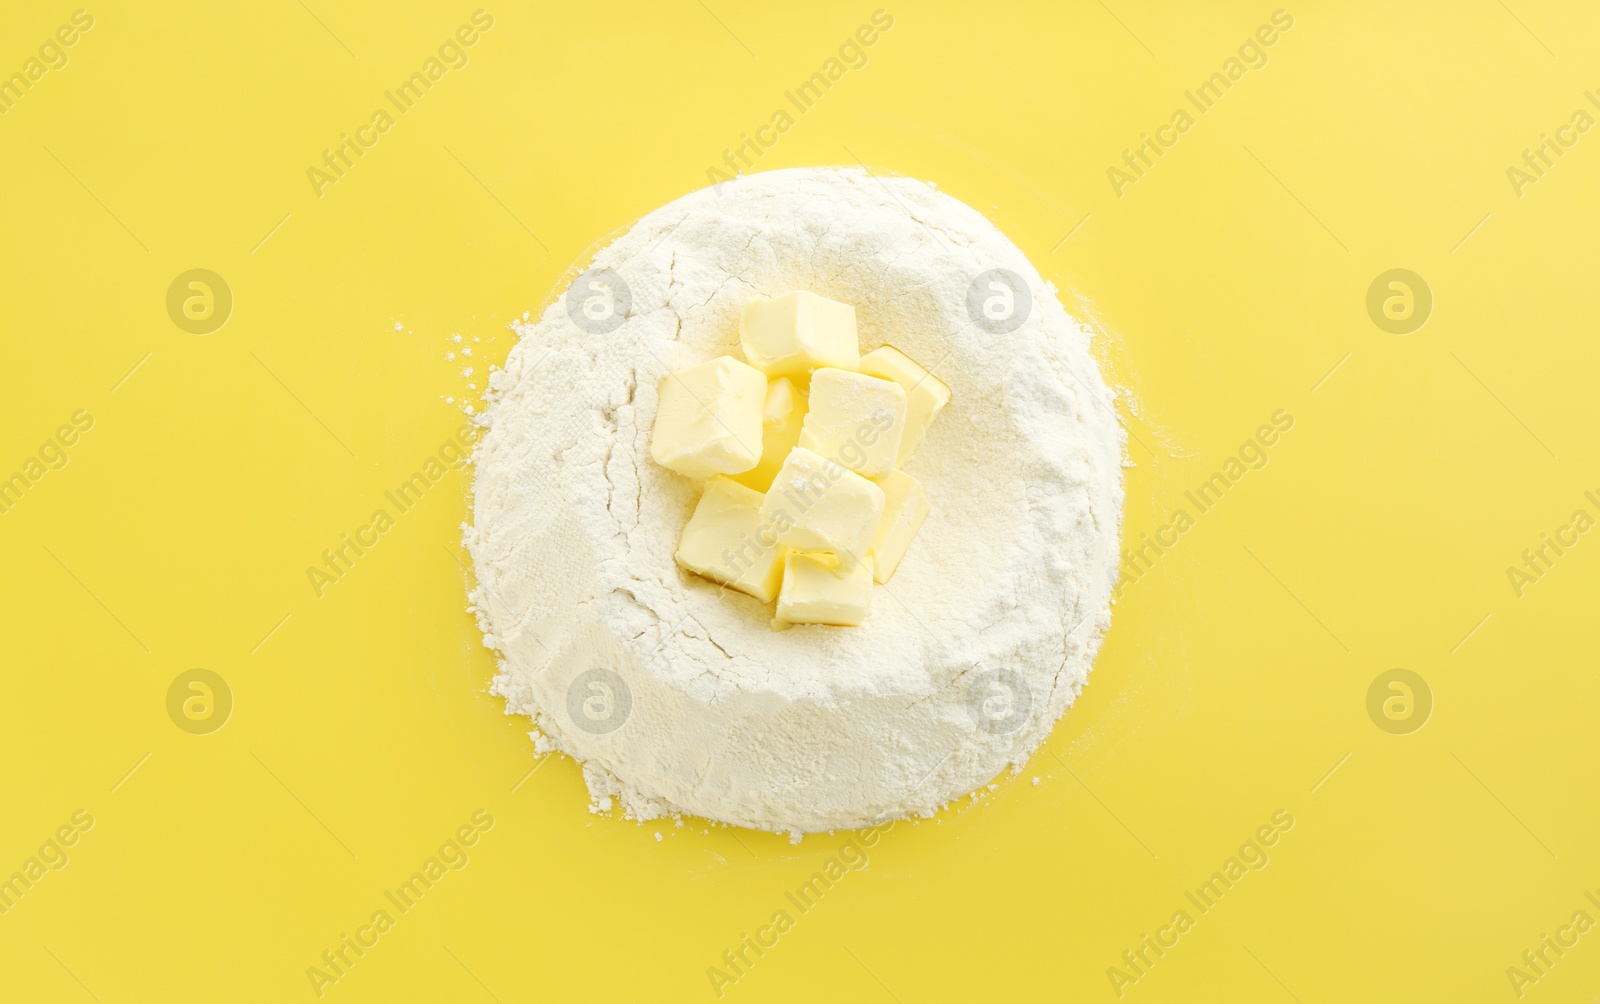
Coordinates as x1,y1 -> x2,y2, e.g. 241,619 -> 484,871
760,446 -> 884,559
650,356 -> 766,478
797,368 -> 907,480
776,551 -> 873,626
868,469 -> 928,584
859,345 -> 950,466
730,377 -> 806,493
739,291 -> 860,379
675,477 -> 786,603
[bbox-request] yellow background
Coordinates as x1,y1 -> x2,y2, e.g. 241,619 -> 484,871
2,1 -> 1597,1001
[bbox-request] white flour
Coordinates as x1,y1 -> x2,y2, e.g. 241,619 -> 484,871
467,167 -> 1123,835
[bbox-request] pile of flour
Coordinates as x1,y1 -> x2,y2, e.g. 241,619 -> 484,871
466,167 -> 1123,834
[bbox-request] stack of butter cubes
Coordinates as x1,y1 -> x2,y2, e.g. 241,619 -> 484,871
649,291 -> 950,628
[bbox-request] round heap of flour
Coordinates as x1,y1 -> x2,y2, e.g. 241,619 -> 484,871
467,167 -> 1123,834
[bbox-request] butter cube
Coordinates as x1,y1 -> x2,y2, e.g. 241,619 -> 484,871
868,469 -> 929,584
730,377 -> 806,493
776,551 -> 873,626
760,446 -> 884,560
739,291 -> 860,378
675,476 -> 786,602
797,368 -> 907,479
859,346 -> 951,466
650,356 -> 766,477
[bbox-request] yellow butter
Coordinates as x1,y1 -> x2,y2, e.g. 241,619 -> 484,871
760,446 -> 884,560
650,355 -> 766,478
675,476 -> 786,602
858,345 -> 951,465
868,469 -> 929,584
797,368 -> 907,479
730,377 -> 806,493
776,551 -> 873,626
739,291 -> 860,379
